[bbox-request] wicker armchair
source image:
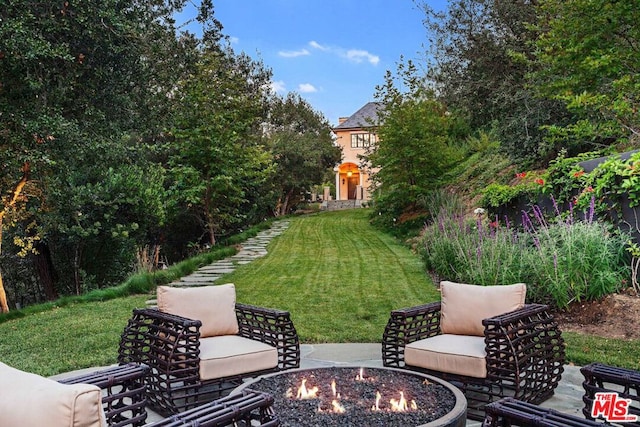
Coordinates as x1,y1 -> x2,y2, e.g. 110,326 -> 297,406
118,284 -> 300,416
382,281 -> 565,420
1,361 -> 148,427
581,362 -> 640,425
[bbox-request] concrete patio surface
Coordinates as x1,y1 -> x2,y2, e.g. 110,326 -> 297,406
140,342 -> 586,425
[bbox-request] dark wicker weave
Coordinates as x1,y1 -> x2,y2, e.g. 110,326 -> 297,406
382,302 -> 565,420
146,389 -> 278,427
57,363 -> 149,427
118,303 -> 300,416
482,397 -> 602,426
581,362 -> 640,425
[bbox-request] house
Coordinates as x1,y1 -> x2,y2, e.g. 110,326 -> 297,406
331,102 -> 383,202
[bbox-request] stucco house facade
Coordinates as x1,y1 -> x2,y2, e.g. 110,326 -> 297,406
332,102 -> 383,202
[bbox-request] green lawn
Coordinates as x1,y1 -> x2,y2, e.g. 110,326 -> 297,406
0,208 -> 638,377
221,209 -> 439,342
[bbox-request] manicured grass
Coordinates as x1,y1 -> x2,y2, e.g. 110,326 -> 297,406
563,332 -> 640,371
0,295 -> 149,376
221,209 -> 439,343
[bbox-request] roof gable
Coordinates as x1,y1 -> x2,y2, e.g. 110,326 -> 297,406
333,102 -> 383,130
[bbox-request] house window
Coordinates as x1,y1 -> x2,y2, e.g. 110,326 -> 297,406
350,133 -> 377,148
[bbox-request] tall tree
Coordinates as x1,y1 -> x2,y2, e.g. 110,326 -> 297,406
419,0 -> 570,164
366,61 -> 464,230
0,0 -> 221,310
533,0 -> 640,147
169,49 -> 275,245
266,93 -> 342,215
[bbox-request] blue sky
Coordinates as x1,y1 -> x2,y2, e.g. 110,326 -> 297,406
178,1 -> 447,126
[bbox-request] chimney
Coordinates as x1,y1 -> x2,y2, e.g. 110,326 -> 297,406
338,117 -> 349,125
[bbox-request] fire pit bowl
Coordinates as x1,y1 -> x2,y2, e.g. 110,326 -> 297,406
233,366 -> 467,427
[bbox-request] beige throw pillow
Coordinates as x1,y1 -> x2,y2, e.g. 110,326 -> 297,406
157,283 -> 239,338
439,281 -> 526,336
0,361 -> 106,427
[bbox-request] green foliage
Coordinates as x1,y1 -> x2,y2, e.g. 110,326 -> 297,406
367,60 -> 467,235
266,93 -> 341,215
542,150 -> 640,229
534,0 -> 640,145
422,201 -> 629,309
168,49 -> 276,245
0,0 -> 224,308
481,183 -> 540,209
418,0 -> 571,165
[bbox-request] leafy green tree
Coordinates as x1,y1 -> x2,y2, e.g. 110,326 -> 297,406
534,0 -> 640,147
0,0 -> 220,309
366,61 -> 465,233
169,49 -> 275,245
419,0 -> 570,164
266,93 -> 342,215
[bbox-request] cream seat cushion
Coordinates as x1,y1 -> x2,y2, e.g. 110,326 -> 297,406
0,361 -> 106,427
405,334 -> 487,378
440,281 -> 526,336
198,335 -> 278,380
157,283 -> 239,338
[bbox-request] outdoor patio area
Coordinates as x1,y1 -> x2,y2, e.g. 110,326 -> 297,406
134,343 -> 584,426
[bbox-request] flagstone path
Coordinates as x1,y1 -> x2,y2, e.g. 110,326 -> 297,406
147,220 -> 289,305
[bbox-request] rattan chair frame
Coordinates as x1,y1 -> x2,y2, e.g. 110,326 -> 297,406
57,363 -> 150,427
145,389 -> 279,427
118,303 -> 299,416
581,362 -> 640,426
482,397 -> 602,427
382,302 -> 565,420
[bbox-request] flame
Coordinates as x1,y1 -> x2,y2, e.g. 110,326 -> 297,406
371,391 -> 382,411
331,399 -> 346,413
356,367 -> 365,381
296,378 -> 319,399
330,379 -> 341,398
390,391 -> 408,412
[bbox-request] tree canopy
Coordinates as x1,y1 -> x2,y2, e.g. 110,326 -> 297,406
0,0 -> 337,311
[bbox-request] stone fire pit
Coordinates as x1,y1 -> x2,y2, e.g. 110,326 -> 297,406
233,366 -> 467,426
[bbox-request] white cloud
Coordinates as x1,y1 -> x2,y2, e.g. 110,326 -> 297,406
345,49 -> 380,66
298,83 -> 317,93
278,48 -> 310,58
229,36 -> 239,45
309,40 -> 329,51
309,40 -> 380,66
270,80 -> 287,93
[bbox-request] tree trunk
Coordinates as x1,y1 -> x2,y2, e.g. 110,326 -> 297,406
0,161 -> 31,312
279,190 -> 294,216
32,242 -> 59,301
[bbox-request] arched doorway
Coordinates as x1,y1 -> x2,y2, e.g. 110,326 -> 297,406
338,162 -> 360,200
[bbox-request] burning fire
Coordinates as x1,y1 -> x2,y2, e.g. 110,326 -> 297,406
294,378 -> 319,399
331,400 -> 346,413
390,391 -> 418,412
289,369 -> 419,414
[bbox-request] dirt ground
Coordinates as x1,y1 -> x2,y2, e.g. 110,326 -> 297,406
551,289 -> 640,340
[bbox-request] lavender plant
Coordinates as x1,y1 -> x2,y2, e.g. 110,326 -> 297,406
421,197 -> 629,308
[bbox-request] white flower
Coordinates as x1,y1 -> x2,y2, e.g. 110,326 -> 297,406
474,208 -> 486,215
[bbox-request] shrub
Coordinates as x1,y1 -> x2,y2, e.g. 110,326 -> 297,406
421,199 -> 629,309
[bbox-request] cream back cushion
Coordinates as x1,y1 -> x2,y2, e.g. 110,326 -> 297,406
439,281 -> 526,336
0,361 -> 106,427
157,283 -> 239,338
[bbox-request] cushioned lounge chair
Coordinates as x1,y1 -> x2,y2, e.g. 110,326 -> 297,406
382,281 -> 565,420
1,360 -> 279,426
118,283 -> 300,416
1,361 -> 148,427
